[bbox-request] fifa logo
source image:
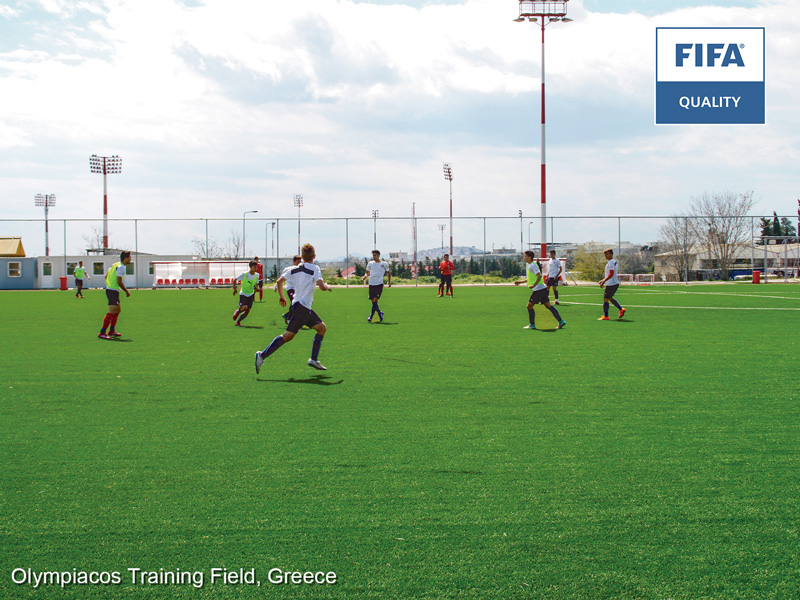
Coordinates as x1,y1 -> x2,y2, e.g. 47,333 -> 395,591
675,43 -> 745,68
655,28 -> 765,125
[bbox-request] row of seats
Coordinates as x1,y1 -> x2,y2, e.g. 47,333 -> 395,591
153,278 -> 237,287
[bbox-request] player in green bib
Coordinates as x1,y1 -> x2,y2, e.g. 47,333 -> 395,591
232,261 -> 262,326
74,260 -> 90,298
98,251 -> 131,339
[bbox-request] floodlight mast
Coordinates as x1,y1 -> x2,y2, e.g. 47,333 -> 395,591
443,163 -> 453,255
293,194 -> 303,254
89,155 -> 122,251
34,194 -> 56,256
514,1 -> 572,258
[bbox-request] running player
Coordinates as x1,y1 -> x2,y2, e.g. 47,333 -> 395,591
232,260 -> 262,326
74,260 -> 90,298
598,248 -> 626,320
438,253 -> 455,297
255,243 -> 332,373
253,256 -> 264,302
98,251 -> 131,339
362,249 -> 390,322
546,249 -> 562,305
514,250 -> 565,330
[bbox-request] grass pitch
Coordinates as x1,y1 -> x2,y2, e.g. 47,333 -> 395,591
1,283 -> 799,599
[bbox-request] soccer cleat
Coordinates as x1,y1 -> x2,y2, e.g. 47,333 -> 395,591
109,331 -> 122,337
98,332 -> 110,339
618,307 -> 626,319
254,352 -> 264,374
558,320 -> 566,329
555,300 -> 560,305
523,324 -> 536,329
598,316 -> 610,321
232,309 -> 239,321
308,358 -> 327,371
379,311 -> 384,322
235,321 -> 243,327
367,317 -> 372,323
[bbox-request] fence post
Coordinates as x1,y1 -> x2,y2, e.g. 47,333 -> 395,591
483,217 -> 487,286
346,218 -> 349,289
134,219 -> 139,290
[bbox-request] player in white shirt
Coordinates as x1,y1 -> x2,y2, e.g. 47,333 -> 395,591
278,255 -> 302,324
255,244 -> 332,372
362,250 -> 391,323
598,248 -> 626,320
514,251 -> 565,330
546,249 -> 563,305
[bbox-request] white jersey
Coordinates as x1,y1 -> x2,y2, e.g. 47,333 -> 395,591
548,257 -> 562,279
283,262 -> 322,309
280,264 -> 296,291
366,260 -> 389,286
605,258 -> 619,286
527,261 -> 547,291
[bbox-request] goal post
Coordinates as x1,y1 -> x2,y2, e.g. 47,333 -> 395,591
635,273 -> 657,285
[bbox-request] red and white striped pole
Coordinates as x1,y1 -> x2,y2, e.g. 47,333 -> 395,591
90,155 -> 122,252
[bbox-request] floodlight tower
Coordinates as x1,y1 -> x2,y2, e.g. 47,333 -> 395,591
372,209 -> 379,250
293,194 -> 303,253
514,1 -> 572,258
89,154 -> 122,251
443,162 -> 453,255
34,194 -> 56,256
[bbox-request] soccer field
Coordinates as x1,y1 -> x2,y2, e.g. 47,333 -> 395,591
2,284 -> 799,599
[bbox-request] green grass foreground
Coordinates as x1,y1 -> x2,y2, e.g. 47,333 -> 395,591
1,284 -> 799,599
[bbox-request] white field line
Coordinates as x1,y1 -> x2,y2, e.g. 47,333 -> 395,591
560,300 -> 800,311
563,290 -> 800,301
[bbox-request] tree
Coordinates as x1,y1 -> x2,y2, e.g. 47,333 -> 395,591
658,215 -> 699,281
190,235 -> 224,259
571,248 -> 606,281
223,229 -> 243,259
689,190 -> 756,280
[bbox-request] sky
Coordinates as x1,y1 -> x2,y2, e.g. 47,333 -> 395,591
1,0 -> 798,257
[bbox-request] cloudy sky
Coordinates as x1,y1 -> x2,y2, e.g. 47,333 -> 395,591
1,0 -> 797,257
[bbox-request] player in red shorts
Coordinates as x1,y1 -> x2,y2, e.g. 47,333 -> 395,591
253,256 -> 264,301
438,253 -> 455,297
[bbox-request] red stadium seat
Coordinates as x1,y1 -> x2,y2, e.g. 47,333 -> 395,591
178,279 -> 184,285
224,278 -> 231,285
199,278 -> 206,285
171,279 -> 177,285
210,278 -> 217,285
157,279 -> 164,285
192,279 -> 199,285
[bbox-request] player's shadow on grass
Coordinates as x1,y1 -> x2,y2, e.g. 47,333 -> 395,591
100,338 -> 134,342
240,324 -> 264,329
259,374 -> 344,386
370,321 -> 398,326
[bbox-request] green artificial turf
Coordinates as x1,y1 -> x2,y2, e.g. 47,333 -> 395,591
1,284 -> 799,599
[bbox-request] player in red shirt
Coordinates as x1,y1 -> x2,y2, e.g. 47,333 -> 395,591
438,253 -> 455,297
253,257 -> 264,301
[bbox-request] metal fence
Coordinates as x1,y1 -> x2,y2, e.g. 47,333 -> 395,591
3,214 -> 798,279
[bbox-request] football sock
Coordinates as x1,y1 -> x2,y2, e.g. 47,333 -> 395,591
237,310 -> 247,323
100,313 -> 112,333
554,289 -> 559,300
262,336 -> 285,358
603,302 -> 610,317
311,334 -> 323,361
109,314 -> 118,332
548,306 -> 562,322
528,308 -> 535,326
610,299 -> 622,310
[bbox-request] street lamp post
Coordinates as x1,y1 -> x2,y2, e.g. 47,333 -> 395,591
514,1 -> 572,258
438,224 -> 446,256
293,194 -> 303,253
372,210 -> 379,249
34,194 -> 56,256
242,210 -> 258,259
443,163 -> 453,255
89,154 -> 122,252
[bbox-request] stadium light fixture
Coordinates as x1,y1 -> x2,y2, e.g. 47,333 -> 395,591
293,194 -> 303,254
443,162 -> 453,255
242,210 -> 258,259
34,194 -> 56,256
372,209 -> 379,250
89,154 -> 122,252
514,0 -> 571,258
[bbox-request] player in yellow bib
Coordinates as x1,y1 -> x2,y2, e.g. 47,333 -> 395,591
74,260 -> 90,298
98,251 -> 131,339
232,260 -> 262,326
